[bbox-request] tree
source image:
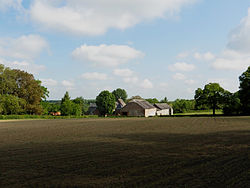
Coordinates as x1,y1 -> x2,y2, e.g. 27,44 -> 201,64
72,97 -> 88,115
239,66 -> 250,115
223,91 -> 242,115
0,65 -> 47,114
96,90 -> 115,116
172,99 -> 195,113
60,92 -> 73,116
0,94 -> 26,115
160,97 -> 168,103
112,88 -> 128,102
195,83 -> 226,116
14,69 -> 45,114
146,98 -> 159,104
61,91 -> 70,105
72,103 -> 82,116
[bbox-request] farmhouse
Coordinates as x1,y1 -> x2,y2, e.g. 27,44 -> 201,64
154,103 -> 173,116
121,99 -> 157,117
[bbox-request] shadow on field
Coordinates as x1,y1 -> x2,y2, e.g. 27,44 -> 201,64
0,131 -> 250,188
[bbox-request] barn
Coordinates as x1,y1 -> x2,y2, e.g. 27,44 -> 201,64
154,103 -> 173,116
121,99 -> 156,117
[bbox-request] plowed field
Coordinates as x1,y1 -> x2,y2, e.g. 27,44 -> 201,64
0,117 -> 250,187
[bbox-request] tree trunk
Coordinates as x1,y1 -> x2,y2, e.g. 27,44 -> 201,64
213,106 -> 215,116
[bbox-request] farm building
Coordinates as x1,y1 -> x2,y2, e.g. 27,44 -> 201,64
114,99 -> 126,115
154,103 -> 173,116
121,99 -> 156,117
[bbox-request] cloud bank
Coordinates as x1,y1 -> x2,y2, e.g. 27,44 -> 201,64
30,0 -> 197,35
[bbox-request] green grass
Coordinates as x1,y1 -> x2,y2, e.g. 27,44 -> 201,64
174,110 -> 223,116
0,114 -> 98,120
0,117 -> 250,187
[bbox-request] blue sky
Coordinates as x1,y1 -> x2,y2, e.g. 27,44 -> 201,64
0,0 -> 250,100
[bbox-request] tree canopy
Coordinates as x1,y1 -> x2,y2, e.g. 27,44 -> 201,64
112,88 -> 128,102
96,90 -> 115,116
195,83 -> 226,116
239,66 -> 250,115
0,64 -> 48,115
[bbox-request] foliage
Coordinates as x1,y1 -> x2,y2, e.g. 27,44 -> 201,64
0,64 -> 48,115
223,92 -> 242,115
146,98 -> 159,104
172,99 -> 195,113
160,97 -> 168,103
239,66 -> 250,115
195,83 -> 226,115
0,94 -> 26,115
112,88 -> 128,102
72,103 -> 82,116
72,97 -> 88,115
61,92 -> 73,116
96,90 -> 116,116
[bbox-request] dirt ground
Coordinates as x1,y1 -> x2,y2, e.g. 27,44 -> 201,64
0,117 -> 250,187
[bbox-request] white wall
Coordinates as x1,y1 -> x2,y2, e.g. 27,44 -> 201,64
145,108 -> 157,117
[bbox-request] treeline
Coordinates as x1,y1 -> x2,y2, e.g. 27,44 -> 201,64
41,92 -> 90,116
1,64 -> 249,116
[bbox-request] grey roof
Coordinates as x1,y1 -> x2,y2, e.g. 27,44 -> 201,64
130,99 -> 155,109
89,103 -> 97,108
154,103 -> 172,110
118,98 -> 126,107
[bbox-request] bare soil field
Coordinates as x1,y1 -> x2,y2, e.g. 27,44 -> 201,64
0,117 -> 250,187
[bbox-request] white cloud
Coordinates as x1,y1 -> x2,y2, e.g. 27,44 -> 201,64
227,8 -> 250,53
62,80 -> 75,90
113,68 -> 134,77
140,79 -> 153,89
0,0 -> 23,11
193,52 -> 215,61
40,78 -> 58,86
81,72 -> 108,80
72,44 -> 144,67
30,0 -> 197,36
0,58 -> 45,74
212,8 -> 250,71
0,35 -> 48,60
173,73 -> 186,80
169,62 -> 195,72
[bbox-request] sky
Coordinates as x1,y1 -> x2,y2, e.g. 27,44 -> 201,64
0,0 -> 250,100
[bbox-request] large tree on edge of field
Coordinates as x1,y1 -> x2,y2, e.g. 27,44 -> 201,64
239,66 -> 250,115
0,64 -> 48,115
112,88 -> 128,102
96,90 -> 116,116
195,83 -> 226,116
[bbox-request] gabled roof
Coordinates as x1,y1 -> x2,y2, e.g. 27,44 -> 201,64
154,103 -> 172,110
130,99 -> 155,109
117,98 -> 126,107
